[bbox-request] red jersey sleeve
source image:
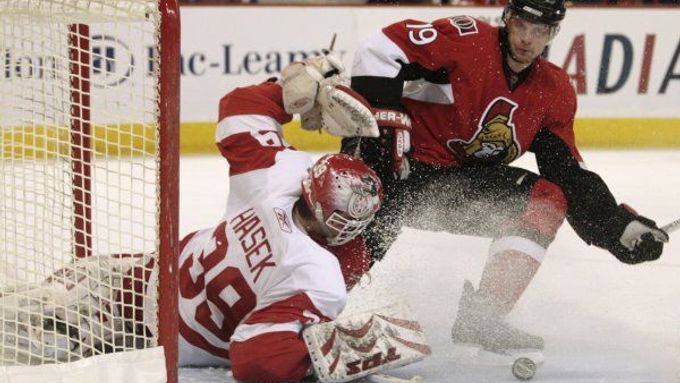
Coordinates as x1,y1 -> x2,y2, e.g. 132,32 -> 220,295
217,80 -> 291,124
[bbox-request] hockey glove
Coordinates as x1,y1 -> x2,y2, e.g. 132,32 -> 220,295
341,109 -> 412,181
343,109 -> 412,180
281,53 -> 379,138
373,109 -> 412,180
611,205 -> 668,264
281,51 -> 344,115
315,81 -> 379,138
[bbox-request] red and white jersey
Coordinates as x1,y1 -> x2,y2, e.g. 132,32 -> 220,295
177,82 -> 350,365
352,16 -> 582,167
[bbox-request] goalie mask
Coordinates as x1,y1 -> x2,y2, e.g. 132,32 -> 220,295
302,153 -> 383,246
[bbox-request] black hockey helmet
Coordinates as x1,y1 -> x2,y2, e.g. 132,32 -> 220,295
505,0 -> 566,26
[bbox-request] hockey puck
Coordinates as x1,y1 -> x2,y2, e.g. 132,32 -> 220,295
512,357 -> 537,381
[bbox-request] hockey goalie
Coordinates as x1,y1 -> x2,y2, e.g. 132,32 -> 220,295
1,54 -> 431,382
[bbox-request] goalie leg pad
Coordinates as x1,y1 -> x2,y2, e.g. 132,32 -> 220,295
0,254 -> 154,363
303,303 -> 431,383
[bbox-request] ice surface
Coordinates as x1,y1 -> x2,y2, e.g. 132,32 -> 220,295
179,150 -> 680,383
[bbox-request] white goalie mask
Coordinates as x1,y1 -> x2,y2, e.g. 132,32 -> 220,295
302,154 -> 383,246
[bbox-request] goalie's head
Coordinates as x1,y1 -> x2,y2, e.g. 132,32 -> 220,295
302,153 -> 383,246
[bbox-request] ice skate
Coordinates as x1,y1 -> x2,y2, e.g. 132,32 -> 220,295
451,280 -> 544,354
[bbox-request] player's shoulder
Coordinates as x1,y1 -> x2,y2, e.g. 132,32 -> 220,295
224,198 -> 301,258
258,202 -> 302,246
227,150 -> 310,221
388,15 -> 495,40
266,149 -> 314,196
535,58 -> 574,94
432,15 -> 497,41
532,59 -> 577,117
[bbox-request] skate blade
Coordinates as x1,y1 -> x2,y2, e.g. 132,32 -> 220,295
451,343 -> 544,367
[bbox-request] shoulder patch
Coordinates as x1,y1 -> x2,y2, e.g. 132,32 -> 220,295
274,207 -> 292,233
449,16 -> 479,36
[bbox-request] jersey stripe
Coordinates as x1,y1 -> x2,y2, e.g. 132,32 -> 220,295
352,30 -> 409,78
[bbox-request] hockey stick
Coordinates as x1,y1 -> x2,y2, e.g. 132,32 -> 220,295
328,33 -> 337,52
661,217 -> 680,235
634,217 -> 679,254
324,34 -> 342,81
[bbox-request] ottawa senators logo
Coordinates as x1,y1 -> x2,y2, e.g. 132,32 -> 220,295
447,97 -> 520,163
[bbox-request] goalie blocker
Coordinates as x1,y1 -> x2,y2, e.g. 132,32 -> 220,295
303,303 -> 431,383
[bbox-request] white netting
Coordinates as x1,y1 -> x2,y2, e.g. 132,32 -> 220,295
0,1 -> 156,23
0,0 -> 164,368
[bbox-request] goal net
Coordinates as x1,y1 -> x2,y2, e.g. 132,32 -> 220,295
0,1 -> 179,382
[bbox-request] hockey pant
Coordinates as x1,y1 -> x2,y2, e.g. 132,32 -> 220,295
230,331 -> 311,383
362,161 -> 568,264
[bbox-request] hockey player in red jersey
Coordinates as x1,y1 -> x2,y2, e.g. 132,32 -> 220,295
341,0 -> 669,354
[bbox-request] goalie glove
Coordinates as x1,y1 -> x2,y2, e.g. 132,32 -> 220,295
281,53 -> 379,138
303,303 -> 430,383
313,80 -> 379,138
281,51 -> 345,115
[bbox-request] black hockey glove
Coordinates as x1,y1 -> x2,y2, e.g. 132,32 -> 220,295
609,206 -> 668,264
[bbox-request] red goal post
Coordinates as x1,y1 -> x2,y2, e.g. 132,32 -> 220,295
0,1 -> 179,382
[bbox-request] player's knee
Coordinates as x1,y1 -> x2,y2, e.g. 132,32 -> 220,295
522,178 -> 567,241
